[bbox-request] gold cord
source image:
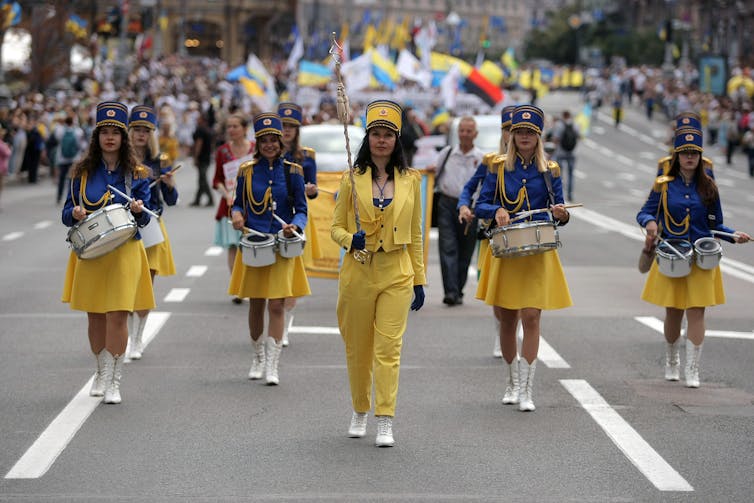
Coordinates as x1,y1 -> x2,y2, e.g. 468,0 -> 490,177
79,172 -> 111,213
660,185 -> 690,235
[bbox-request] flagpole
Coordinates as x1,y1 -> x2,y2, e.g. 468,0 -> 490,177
329,32 -> 369,264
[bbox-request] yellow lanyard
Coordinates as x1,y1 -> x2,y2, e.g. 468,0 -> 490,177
244,165 -> 272,215
497,168 -> 529,215
78,172 -> 111,214
660,184 -> 690,236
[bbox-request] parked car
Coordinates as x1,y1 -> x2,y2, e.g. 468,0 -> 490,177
299,124 -> 366,172
447,114 -> 501,154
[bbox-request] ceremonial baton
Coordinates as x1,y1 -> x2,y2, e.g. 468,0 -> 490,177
330,32 -> 370,264
107,184 -> 161,220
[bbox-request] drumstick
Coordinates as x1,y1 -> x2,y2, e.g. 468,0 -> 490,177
711,229 -> 750,242
240,225 -> 270,239
271,201 -> 305,241
657,236 -> 689,260
510,203 -> 583,223
317,187 -> 336,195
149,164 -> 182,188
106,184 -> 161,220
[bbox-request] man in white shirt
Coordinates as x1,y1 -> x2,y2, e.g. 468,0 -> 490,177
431,116 -> 484,306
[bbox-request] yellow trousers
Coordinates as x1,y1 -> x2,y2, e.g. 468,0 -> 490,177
336,248 -> 414,417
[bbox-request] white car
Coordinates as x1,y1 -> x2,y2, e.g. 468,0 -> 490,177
299,124 -> 366,172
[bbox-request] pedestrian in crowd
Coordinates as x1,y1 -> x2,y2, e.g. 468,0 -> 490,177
278,101 -> 319,347
190,113 -> 215,207
474,105 -> 572,411
8,109 -> 26,178
742,123 -> 754,177
229,112 -> 310,386
213,113 -> 254,304
21,113 -> 44,184
54,116 -> 85,205
0,125 -> 10,210
552,110 -> 579,201
331,99 -> 426,447
399,105 -> 427,167
126,105 -> 178,360
637,127 -> 750,387
61,101 -> 155,404
721,110 -> 739,165
431,116 -> 483,306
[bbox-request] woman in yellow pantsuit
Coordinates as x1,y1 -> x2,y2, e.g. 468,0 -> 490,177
331,100 -> 426,448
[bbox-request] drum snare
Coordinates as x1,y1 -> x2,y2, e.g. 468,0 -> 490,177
240,233 -> 277,267
489,221 -> 560,258
693,237 -> 722,270
66,204 -> 137,259
655,239 -> 693,278
276,230 -> 305,258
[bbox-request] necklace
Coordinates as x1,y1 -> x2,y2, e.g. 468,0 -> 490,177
375,177 -> 389,209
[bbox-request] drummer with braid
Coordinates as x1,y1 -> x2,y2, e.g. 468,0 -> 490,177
278,102 -> 319,347
657,112 -> 715,176
474,105 -> 572,412
126,105 -> 178,360
61,101 -> 155,405
637,127 -> 749,389
229,113 -> 311,386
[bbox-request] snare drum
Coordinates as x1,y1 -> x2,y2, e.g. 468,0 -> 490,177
139,215 -> 165,248
693,237 -> 722,270
276,230 -> 305,258
67,204 -> 137,259
489,221 -> 559,258
655,239 -> 693,278
240,233 -> 277,267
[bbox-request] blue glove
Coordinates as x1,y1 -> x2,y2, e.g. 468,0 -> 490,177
351,230 -> 366,250
410,285 -> 425,311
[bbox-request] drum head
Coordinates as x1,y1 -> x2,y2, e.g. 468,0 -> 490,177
695,238 -> 721,253
657,239 -> 692,256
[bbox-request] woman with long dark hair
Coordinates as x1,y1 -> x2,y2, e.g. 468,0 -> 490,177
331,100 -> 426,447
61,101 -> 155,404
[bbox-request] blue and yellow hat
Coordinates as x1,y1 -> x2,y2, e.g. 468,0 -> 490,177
277,102 -> 303,126
675,111 -> 701,131
501,105 -> 516,129
366,100 -> 402,134
96,101 -> 128,131
253,113 -> 283,138
673,127 -> 703,153
128,105 -> 157,130
510,105 -> 544,135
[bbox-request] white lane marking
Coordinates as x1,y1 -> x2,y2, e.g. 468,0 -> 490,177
616,154 -> 634,166
574,171 -> 587,179
186,265 -> 208,277
164,288 -> 190,302
539,336 -> 571,368
204,246 -> 223,256
571,207 -> 754,284
289,326 -> 341,335
716,178 -> 735,187
560,379 -> 694,492
34,221 -> 53,230
3,231 -> 23,241
5,312 -> 171,479
640,152 -> 657,160
618,172 -> 637,182
635,316 -> 754,340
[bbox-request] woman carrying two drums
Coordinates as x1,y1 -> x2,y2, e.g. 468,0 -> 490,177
474,105 -> 572,412
637,127 -> 750,388
126,105 -> 178,360
61,101 -> 155,404
229,113 -> 310,386
278,102 -> 319,347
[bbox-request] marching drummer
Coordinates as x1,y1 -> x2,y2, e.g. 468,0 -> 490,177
474,104 -> 572,412
229,113 -> 310,386
126,105 -> 179,360
637,127 -> 750,388
278,102 -> 319,347
61,101 -> 155,404
457,104 -> 516,359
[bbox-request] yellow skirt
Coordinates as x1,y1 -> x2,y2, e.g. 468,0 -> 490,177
145,218 -> 176,276
62,238 -> 156,313
302,215 -> 322,264
477,239 -> 490,274
641,261 -> 725,309
228,251 -> 311,299
476,247 -> 572,310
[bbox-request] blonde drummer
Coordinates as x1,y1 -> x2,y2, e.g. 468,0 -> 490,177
474,105 -> 572,412
229,113 -> 310,386
61,101 -> 155,404
127,105 -> 178,360
637,127 -> 750,388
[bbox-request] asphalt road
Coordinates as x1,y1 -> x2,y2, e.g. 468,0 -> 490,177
1,91 -> 753,502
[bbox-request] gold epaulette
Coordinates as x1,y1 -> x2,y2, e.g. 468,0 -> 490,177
159,152 -> 170,168
487,154 -> 506,174
407,167 -> 422,180
657,155 -> 671,175
284,159 -> 304,177
133,164 -> 150,179
653,175 -> 674,192
239,159 -> 257,175
547,159 -> 561,178
702,156 -> 714,171
301,146 -> 316,160
482,152 -> 498,167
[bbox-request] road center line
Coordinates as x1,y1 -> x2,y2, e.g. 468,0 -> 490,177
3,231 -> 24,241
560,379 -> 694,492
186,265 -> 208,277
5,312 -> 171,479
635,316 -> 754,340
164,288 -> 190,302
204,246 -> 223,256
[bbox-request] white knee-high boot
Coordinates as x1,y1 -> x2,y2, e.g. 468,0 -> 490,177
265,338 -> 283,385
282,309 -> 294,347
685,339 -> 702,388
518,359 -> 537,411
102,351 -> 124,404
89,349 -> 106,397
664,340 -> 680,381
501,358 -> 520,404
129,315 -> 148,360
493,316 -> 502,358
248,338 -> 266,380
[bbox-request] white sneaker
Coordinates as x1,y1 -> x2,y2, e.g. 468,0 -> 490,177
348,412 -> 368,438
375,416 -> 394,447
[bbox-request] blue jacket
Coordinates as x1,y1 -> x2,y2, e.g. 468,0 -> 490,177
143,155 -> 178,215
283,147 -> 317,199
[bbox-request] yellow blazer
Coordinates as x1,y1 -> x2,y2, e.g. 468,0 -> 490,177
331,166 -> 426,286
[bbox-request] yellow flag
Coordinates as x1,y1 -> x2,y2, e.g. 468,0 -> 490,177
363,25 -> 377,51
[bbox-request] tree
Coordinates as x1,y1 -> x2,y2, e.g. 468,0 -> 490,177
28,1 -> 74,92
